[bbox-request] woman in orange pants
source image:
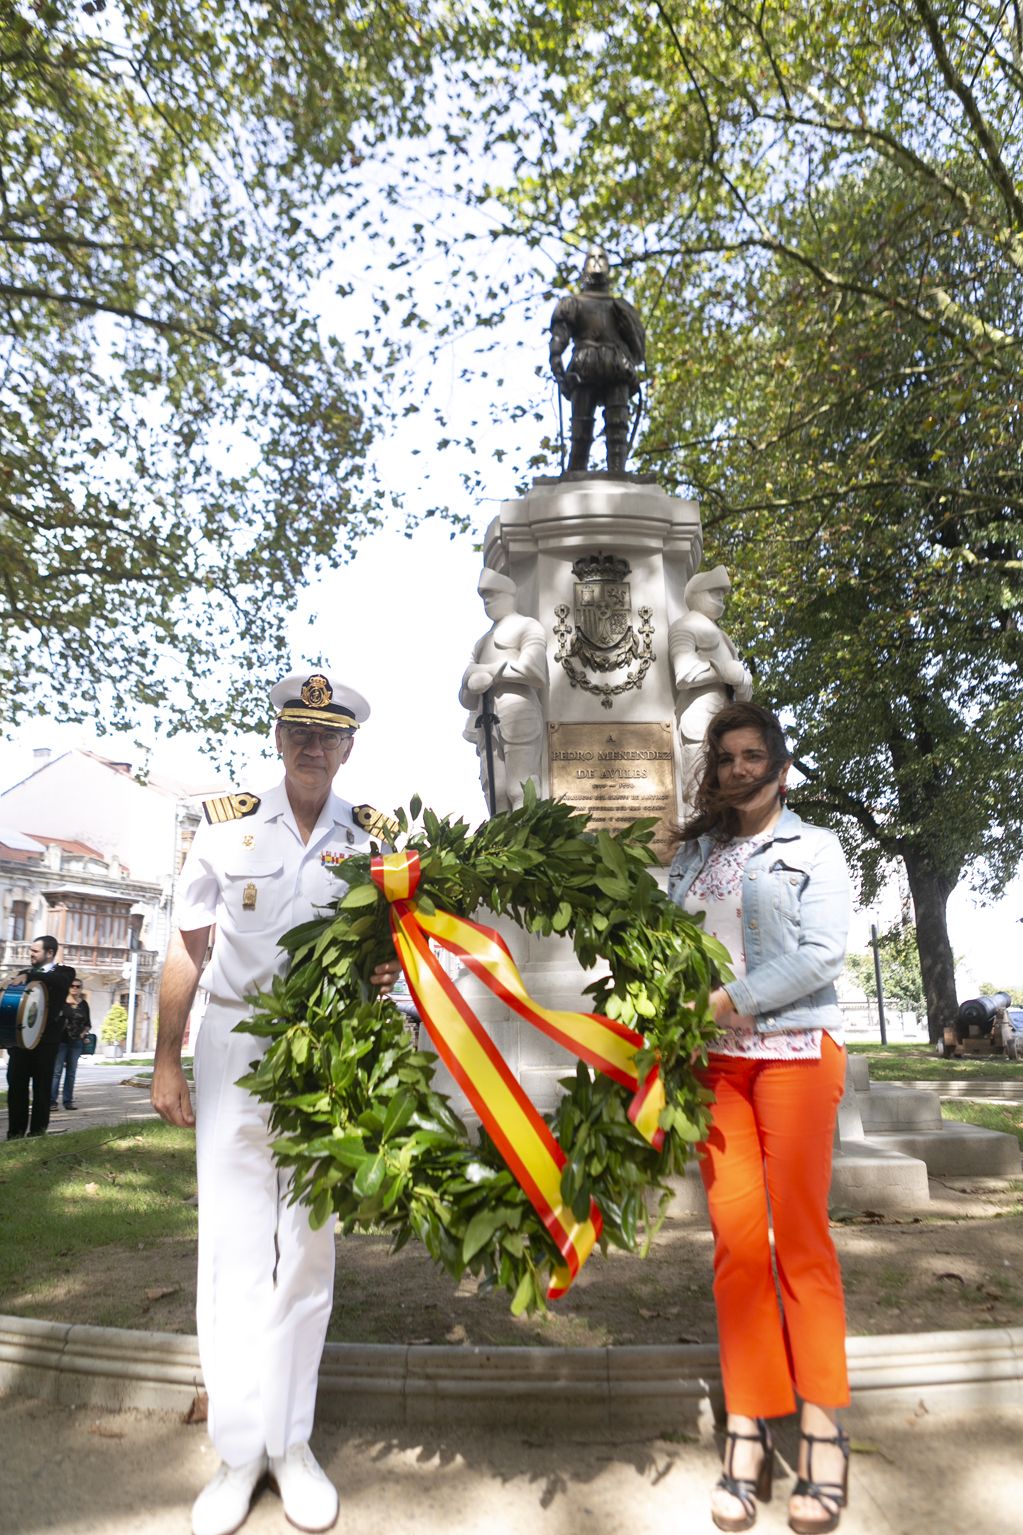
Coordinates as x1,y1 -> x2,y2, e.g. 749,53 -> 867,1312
668,703 -> 852,1534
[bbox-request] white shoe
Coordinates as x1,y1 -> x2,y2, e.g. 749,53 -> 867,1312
191,1452 -> 268,1535
268,1442 -> 339,1532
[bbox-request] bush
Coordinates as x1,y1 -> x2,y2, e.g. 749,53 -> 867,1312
101,1005 -> 129,1045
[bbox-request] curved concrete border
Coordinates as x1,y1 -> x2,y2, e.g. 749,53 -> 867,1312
2,1314 -> 1021,1435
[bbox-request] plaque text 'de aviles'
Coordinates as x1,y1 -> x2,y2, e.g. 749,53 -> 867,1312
548,721 -> 678,865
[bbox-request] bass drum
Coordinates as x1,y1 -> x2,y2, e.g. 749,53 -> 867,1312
0,980 -> 49,1050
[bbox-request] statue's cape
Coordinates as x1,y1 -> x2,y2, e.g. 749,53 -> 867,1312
612,296 -> 646,364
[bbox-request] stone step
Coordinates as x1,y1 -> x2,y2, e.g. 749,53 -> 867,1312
858,1082 -> 944,1132
848,1054 -> 871,1090
666,1135 -> 932,1215
830,1140 -> 931,1210
865,1123 -> 1022,1179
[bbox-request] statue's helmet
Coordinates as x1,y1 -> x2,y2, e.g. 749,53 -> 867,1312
580,248 -> 611,289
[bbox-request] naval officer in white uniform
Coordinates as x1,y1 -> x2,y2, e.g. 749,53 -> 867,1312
152,669 -> 400,1535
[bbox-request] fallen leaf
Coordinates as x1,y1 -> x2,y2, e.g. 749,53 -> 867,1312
182,1393 -> 208,1425
144,1285 -> 180,1302
445,1324 -> 467,1344
849,1439 -> 894,1462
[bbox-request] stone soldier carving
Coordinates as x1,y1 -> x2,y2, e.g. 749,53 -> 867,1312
669,566 -> 754,804
459,569 -> 547,814
549,248 -> 646,475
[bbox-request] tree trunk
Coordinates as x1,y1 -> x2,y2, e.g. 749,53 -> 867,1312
903,853 -> 959,1044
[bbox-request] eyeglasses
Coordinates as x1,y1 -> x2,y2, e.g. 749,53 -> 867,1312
284,726 -> 348,751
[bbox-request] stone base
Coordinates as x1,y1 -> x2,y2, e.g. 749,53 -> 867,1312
867,1123 -> 1021,1178
843,1055 -> 1022,1181
859,1081 -> 944,1131
830,1141 -> 932,1210
665,1137 -> 933,1216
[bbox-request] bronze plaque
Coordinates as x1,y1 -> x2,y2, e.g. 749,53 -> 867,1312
548,721 -> 678,864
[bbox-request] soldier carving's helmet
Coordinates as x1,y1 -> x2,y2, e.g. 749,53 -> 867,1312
580,248 -> 611,289
477,568 -> 517,597
684,565 -> 731,605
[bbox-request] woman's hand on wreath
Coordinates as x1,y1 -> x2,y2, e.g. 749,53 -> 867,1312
370,958 -> 402,994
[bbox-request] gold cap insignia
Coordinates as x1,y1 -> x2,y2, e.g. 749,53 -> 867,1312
301,674 -> 333,709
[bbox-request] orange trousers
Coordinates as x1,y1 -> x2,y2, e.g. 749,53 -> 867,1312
698,1036 -> 850,1418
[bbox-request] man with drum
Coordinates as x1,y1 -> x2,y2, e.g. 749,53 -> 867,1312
151,669 -> 400,1535
4,934 -> 76,1138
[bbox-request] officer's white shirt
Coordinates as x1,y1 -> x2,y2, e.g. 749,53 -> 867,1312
175,779 -> 368,1006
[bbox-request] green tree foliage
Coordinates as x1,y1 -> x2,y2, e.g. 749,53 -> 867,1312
438,0 -> 1023,1040
978,981 -> 1023,1005
0,0 -> 444,735
100,1003 -> 127,1043
846,926 -> 927,1012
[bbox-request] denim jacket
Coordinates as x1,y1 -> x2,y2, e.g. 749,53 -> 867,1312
666,807 -> 850,1034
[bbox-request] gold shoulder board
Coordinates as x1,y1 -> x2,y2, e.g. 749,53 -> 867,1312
352,803 -> 400,843
202,792 -> 261,826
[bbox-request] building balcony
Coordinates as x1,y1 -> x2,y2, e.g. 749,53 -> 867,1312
0,940 -> 158,978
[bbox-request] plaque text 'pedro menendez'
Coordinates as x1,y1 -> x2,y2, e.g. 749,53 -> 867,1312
548,721 -> 678,864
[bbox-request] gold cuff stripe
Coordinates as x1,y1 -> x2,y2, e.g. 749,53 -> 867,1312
278,707 -> 359,730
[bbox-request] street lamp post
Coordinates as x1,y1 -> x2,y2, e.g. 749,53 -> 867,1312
124,949 -> 139,1055
870,922 -> 888,1046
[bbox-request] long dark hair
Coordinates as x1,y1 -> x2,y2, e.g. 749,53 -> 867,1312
678,702 -> 792,843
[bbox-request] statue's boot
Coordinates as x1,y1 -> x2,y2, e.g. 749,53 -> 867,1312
568,415 -> 595,472
606,399 -> 630,473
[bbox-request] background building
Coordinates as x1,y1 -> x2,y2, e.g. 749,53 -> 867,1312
0,750 -> 209,1049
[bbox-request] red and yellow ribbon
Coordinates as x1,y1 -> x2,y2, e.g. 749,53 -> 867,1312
369,850 -> 665,1298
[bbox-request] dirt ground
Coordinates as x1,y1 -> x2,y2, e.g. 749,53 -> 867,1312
6,1177 -> 1022,1347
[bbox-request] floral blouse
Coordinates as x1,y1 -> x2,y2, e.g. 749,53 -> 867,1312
685,832 -> 824,1062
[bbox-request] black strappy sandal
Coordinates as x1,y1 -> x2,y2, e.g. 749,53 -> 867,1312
712,1418 -> 774,1532
788,1426 -> 850,1534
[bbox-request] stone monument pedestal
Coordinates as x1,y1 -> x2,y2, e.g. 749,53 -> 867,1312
449,476 -> 702,1113
483,475 -> 702,855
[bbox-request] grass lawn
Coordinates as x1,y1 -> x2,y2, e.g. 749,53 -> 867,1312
847,1040 -> 1023,1081
0,1121 -> 197,1325
941,1098 -> 1023,1148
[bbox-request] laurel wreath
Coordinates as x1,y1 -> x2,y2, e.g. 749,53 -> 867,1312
239,790 -> 728,1315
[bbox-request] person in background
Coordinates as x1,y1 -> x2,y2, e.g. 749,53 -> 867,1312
667,702 -> 852,1535
151,668 -> 401,1535
5,935 -> 76,1138
51,978 -> 91,1111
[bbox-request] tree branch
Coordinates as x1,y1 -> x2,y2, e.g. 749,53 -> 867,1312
791,756 -> 892,847
913,0 -> 1023,231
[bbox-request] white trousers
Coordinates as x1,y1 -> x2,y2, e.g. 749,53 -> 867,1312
194,999 -> 335,1466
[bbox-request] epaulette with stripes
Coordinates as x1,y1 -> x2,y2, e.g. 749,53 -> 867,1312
351,803 -> 400,843
202,792 -> 261,826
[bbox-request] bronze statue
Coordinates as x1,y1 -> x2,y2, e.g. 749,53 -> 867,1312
549,249 -> 646,475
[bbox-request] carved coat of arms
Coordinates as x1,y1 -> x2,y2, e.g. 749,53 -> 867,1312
554,553 -> 654,708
